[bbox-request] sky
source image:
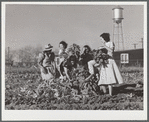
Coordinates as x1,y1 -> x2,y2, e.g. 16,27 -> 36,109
5,3 -> 144,51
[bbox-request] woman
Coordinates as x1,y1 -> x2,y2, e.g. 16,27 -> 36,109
58,41 -> 68,79
85,50 -> 102,81
85,49 -> 107,94
38,44 -> 56,84
63,55 -> 78,81
98,33 -> 123,96
79,45 -> 93,69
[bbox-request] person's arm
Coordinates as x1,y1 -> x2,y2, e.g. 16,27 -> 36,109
102,42 -> 115,52
38,53 -> 44,68
38,53 -> 48,74
94,62 -> 101,67
81,47 -> 86,55
94,59 -> 103,67
50,52 -> 55,61
85,60 -> 95,82
85,74 -> 94,82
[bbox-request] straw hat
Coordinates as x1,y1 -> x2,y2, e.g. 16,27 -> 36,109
43,44 -> 53,51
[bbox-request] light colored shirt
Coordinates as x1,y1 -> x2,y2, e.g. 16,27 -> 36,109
105,42 -> 115,57
58,49 -> 68,65
38,52 -> 55,67
88,60 -> 96,75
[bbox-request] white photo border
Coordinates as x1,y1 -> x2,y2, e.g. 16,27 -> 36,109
2,1 -> 147,121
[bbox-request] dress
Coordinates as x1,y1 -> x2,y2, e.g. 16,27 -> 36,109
98,42 -> 123,85
58,49 -> 68,76
59,49 -> 68,64
38,52 -> 56,82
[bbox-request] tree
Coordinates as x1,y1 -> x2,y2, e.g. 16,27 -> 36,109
5,47 -> 14,61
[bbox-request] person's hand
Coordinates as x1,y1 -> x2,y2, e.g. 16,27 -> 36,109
82,47 -> 86,54
79,57 -> 83,61
100,59 -> 103,62
60,75 -> 64,80
96,74 -> 100,80
94,63 -> 100,67
99,46 -> 105,50
69,79 -> 73,82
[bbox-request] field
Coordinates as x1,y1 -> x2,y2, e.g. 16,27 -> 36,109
5,66 -> 143,110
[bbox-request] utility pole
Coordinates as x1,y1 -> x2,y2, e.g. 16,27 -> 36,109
8,47 -> 10,61
140,38 -> 143,49
132,43 -> 138,49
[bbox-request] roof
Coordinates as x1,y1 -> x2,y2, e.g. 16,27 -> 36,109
114,48 -> 143,53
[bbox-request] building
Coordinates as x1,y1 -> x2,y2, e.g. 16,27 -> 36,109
5,59 -> 13,66
113,49 -> 143,67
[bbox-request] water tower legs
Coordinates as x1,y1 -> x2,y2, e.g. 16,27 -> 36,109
113,22 -> 124,51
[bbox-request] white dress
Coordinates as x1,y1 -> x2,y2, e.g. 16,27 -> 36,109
98,42 -> 123,85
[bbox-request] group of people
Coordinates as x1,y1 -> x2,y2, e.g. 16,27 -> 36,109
38,33 -> 123,96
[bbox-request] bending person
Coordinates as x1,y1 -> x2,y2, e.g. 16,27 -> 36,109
38,44 -> 56,84
63,55 -> 78,81
79,45 -> 93,69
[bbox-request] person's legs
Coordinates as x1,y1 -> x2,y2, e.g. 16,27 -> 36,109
100,85 -> 106,94
59,62 -> 64,79
108,85 -> 113,96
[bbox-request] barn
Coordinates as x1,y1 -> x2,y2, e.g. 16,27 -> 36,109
113,49 -> 143,67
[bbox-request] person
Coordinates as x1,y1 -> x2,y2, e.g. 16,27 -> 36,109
63,55 -> 78,81
84,49 -> 107,94
98,33 -> 123,96
38,44 -> 56,84
58,41 -> 69,79
79,45 -> 93,69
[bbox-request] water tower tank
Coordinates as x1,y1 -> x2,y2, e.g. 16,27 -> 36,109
112,6 -> 124,24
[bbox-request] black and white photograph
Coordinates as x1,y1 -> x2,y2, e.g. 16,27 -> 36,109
2,1 -> 147,121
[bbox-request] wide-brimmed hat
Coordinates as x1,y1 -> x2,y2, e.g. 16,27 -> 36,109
43,44 -> 53,51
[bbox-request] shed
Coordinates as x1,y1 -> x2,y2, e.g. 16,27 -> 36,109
113,49 -> 143,67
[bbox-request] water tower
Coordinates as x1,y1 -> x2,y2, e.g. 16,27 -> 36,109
112,6 -> 124,51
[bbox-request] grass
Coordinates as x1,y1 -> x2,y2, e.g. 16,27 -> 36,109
120,66 -> 143,73
5,66 -> 40,74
